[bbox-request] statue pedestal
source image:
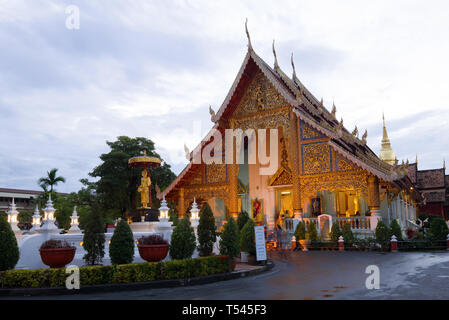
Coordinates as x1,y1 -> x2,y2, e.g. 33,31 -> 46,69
130,221 -> 158,233
131,208 -> 159,222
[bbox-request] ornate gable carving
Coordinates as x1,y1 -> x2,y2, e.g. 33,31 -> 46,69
233,70 -> 288,118
300,121 -> 326,141
302,142 -> 332,175
268,167 -> 292,186
336,154 -> 358,172
205,163 -> 227,184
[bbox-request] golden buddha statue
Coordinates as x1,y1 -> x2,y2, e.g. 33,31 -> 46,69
137,169 -> 151,208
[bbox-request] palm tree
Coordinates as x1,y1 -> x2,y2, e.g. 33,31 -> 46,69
38,168 -> 66,193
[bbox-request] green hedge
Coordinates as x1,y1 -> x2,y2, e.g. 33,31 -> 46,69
0,255 -> 230,289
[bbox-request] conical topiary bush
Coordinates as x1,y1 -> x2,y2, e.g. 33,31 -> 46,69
109,219 -> 135,265
0,215 -> 20,271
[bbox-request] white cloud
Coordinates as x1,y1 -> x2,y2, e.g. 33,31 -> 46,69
0,0 -> 448,193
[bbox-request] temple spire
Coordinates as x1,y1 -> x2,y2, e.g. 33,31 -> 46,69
379,113 -> 396,165
291,53 -> 297,79
245,18 -> 253,51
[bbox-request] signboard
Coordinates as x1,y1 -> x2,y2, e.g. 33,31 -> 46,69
254,226 -> 267,261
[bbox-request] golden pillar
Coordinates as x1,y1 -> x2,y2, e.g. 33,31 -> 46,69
367,175 -> 380,213
178,188 -> 185,219
229,163 -> 239,219
288,109 -> 302,217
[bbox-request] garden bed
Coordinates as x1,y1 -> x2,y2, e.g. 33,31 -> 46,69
0,255 -> 230,289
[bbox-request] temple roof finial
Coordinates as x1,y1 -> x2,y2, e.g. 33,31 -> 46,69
291,53 -> 297,80
272,40 -> 279,71
331,102 -> 336,118
245,18 -> 253,51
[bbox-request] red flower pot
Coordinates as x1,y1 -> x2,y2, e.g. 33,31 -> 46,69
138,244 -> 169,262
39,247 -> 76,268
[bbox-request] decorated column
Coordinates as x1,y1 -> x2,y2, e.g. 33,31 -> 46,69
367,175 -> 381,230
178,188 -> 185,219
288,109 -> 302,219
229,163 -> 239,219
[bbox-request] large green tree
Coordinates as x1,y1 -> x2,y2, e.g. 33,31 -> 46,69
38,168 -> 66,193
88,136 -> 176,217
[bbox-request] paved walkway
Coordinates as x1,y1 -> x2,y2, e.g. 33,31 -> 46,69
6,251 -> 449,300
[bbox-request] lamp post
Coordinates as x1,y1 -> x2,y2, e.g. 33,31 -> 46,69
7,198 -> 20,233
68,206 -> 81,234
31,205 -> 41,232
40,194 -> 59,233
190,198 -> 200,229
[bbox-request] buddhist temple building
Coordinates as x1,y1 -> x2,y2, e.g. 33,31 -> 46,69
407,161 -> 449,220
161,27 -> 423,237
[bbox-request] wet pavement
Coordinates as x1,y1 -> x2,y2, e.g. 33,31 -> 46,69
6,250 -> 449,300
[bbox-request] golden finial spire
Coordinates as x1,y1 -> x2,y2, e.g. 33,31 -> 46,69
245,18 -> 253,51
379,113 -> 396,165
352,125 -> 358,137
362,129 -> 368,144
272,39 -> 279,71
415,154 -> 418,164
444,158 -> 446,170
209,105 -> 216,122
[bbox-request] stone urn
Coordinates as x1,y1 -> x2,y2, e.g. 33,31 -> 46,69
138,244 -> 169,262
39,247 -> 76,268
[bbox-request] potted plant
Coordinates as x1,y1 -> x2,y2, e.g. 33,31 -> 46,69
137,234 -> 169,262
39,239 -> 76,268
294,221 -> 308,251
240,219 -> 257,265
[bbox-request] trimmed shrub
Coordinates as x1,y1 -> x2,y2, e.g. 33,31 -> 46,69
169,218 -> 196,260
330,222 -> 342,242
342,222 -> 355,243
237,211 -> 250,231
169,210 -> 179,226
219,217 -> 240,259
82,208 -> 105,265
375,221 -> 391,248
306,222 -> 318,241
109,220 -> 135,265
197,203 -> 217,257
428,216 -> 449,241
0,215 -> 20,271
389,219 -> 403,241
240,218 -> 256,255
0,256 -> 231,288
294,221 -> 306,240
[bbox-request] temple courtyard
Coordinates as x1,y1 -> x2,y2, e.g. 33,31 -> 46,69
10,251 -> 449,300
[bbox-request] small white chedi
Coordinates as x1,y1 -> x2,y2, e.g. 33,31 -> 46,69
30,205 -> 41,233
67,206 -> 81,234
7,197 -> 20,233
39,194 -> 59,233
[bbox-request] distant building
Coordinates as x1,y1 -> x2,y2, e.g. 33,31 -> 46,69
379,117 -> 448,221
407,163 -> 448,220
0,188 -> 68,213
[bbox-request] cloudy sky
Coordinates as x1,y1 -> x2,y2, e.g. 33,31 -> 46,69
1,0 -> 448,193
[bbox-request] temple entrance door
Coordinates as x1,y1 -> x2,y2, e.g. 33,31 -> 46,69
275,188 -> 293,229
